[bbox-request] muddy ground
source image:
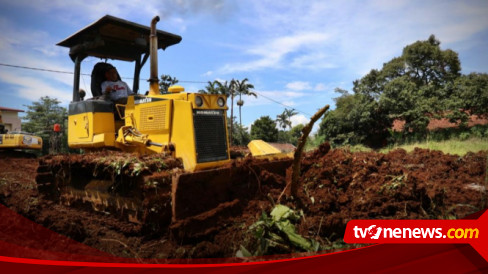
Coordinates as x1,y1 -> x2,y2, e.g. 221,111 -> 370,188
0,145 -> 486,261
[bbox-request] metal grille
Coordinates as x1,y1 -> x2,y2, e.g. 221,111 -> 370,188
139,105 -> 166,131
193,110 -> 228,163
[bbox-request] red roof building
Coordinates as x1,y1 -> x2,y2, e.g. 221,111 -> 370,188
392,113 -> 488,132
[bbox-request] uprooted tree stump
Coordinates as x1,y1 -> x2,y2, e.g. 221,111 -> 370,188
288,105 -> 329,199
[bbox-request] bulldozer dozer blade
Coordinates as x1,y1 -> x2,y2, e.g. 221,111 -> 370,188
247,140 -> 294,160
172,157 -> 292,222
248,140 -> 282,156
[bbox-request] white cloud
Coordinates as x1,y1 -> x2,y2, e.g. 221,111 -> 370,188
369,0 -> 409,11
290,52 -> 336,70
183,84 -> 201,93
242,90 -> 305,107
286,81 -> 311,91
0,17 -> 74,105
314,83 -> 328,91
285,81 -> 336,93
202,71 -> 213,77
281,101 -> 296,107
0,16 -> 74,84
4,0 -> 237,31
223,0 -> 488,77
220,32 -> 329,73
1,0 -> 487,122
282,91 -> 305,98
0,17 -> 65,57
290,114 -> 309,127
0,69 -> 72,104
404,1 -> 488,44
213,77 -> 226,83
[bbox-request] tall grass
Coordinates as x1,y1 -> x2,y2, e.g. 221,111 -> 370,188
306,137 -> 487,156
379,137 -> 488,156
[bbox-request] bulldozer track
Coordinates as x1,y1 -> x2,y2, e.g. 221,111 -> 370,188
35,152 -> 294,237
35,152 -> 181,229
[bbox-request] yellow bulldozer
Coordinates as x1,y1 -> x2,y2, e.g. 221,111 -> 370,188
35,15 -> 294,233
0,109 -> 43,151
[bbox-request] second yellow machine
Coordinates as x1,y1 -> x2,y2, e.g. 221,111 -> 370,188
0,109 -> 42,151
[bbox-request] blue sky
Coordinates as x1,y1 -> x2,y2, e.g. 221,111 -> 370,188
1,0 -> 487,130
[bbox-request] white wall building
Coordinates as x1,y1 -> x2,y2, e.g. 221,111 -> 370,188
0,106 -> 24,132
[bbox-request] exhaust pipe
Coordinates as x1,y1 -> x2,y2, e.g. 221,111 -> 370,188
148,16 -> 160,96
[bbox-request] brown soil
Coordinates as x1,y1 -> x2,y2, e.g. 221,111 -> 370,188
0,145 -> 486,260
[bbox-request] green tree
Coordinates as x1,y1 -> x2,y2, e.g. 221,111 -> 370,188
200,80 -> 248,145
198,81 -> 220,94
439,73 -> 488,127
22,96 -> 68,154
276,108 -> 297,131
403,35 -> 460,87
285,109 -> 298,127
278,124 -> 305,145
230,120 -> 251,146
354,35 -> 460,99
353,69 -> 384,100
215,80 -> 237,145
318,89 -> 390,146
159,74 -> 179,93
450,73 -> 488,117
277,130 -> 291,143
350,35 -> 462,138
289,124 -> 305,146
234,78 -> 256,129
276,112 -> 289,131
251,116 -> 278,142
379,76 -> 431,134
319,35 -> 487,146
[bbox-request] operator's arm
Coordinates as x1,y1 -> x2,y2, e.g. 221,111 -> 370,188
101,81 -> 112,93
124,81 -> 133,95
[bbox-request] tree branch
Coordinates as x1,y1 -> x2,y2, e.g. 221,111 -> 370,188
289,105 -> 329,197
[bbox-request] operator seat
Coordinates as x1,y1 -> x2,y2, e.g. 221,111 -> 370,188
90,62 -> 121,98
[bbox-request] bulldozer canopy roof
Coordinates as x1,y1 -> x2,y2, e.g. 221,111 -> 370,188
57,15 -> 182,62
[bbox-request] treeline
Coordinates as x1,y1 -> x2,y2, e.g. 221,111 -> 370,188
317,35 -> 488,147
22,35 -> 488,154
22,96 -> 68,155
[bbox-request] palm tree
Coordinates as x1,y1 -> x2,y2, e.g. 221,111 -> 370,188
198,81 -> 220,94
159,74 -> 179,93
215,80 -> 237,145
284,108 -> 298,127
234,78 -> 256,129
276,108 -> 298,131
276,111 -> 290,131
199,79 -> 255,146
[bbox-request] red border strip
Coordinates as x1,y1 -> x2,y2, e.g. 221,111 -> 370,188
0,245 -> 374,268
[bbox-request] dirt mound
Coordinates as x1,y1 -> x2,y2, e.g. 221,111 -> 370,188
0,145 -> 486,259
296,147 -> 487,241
